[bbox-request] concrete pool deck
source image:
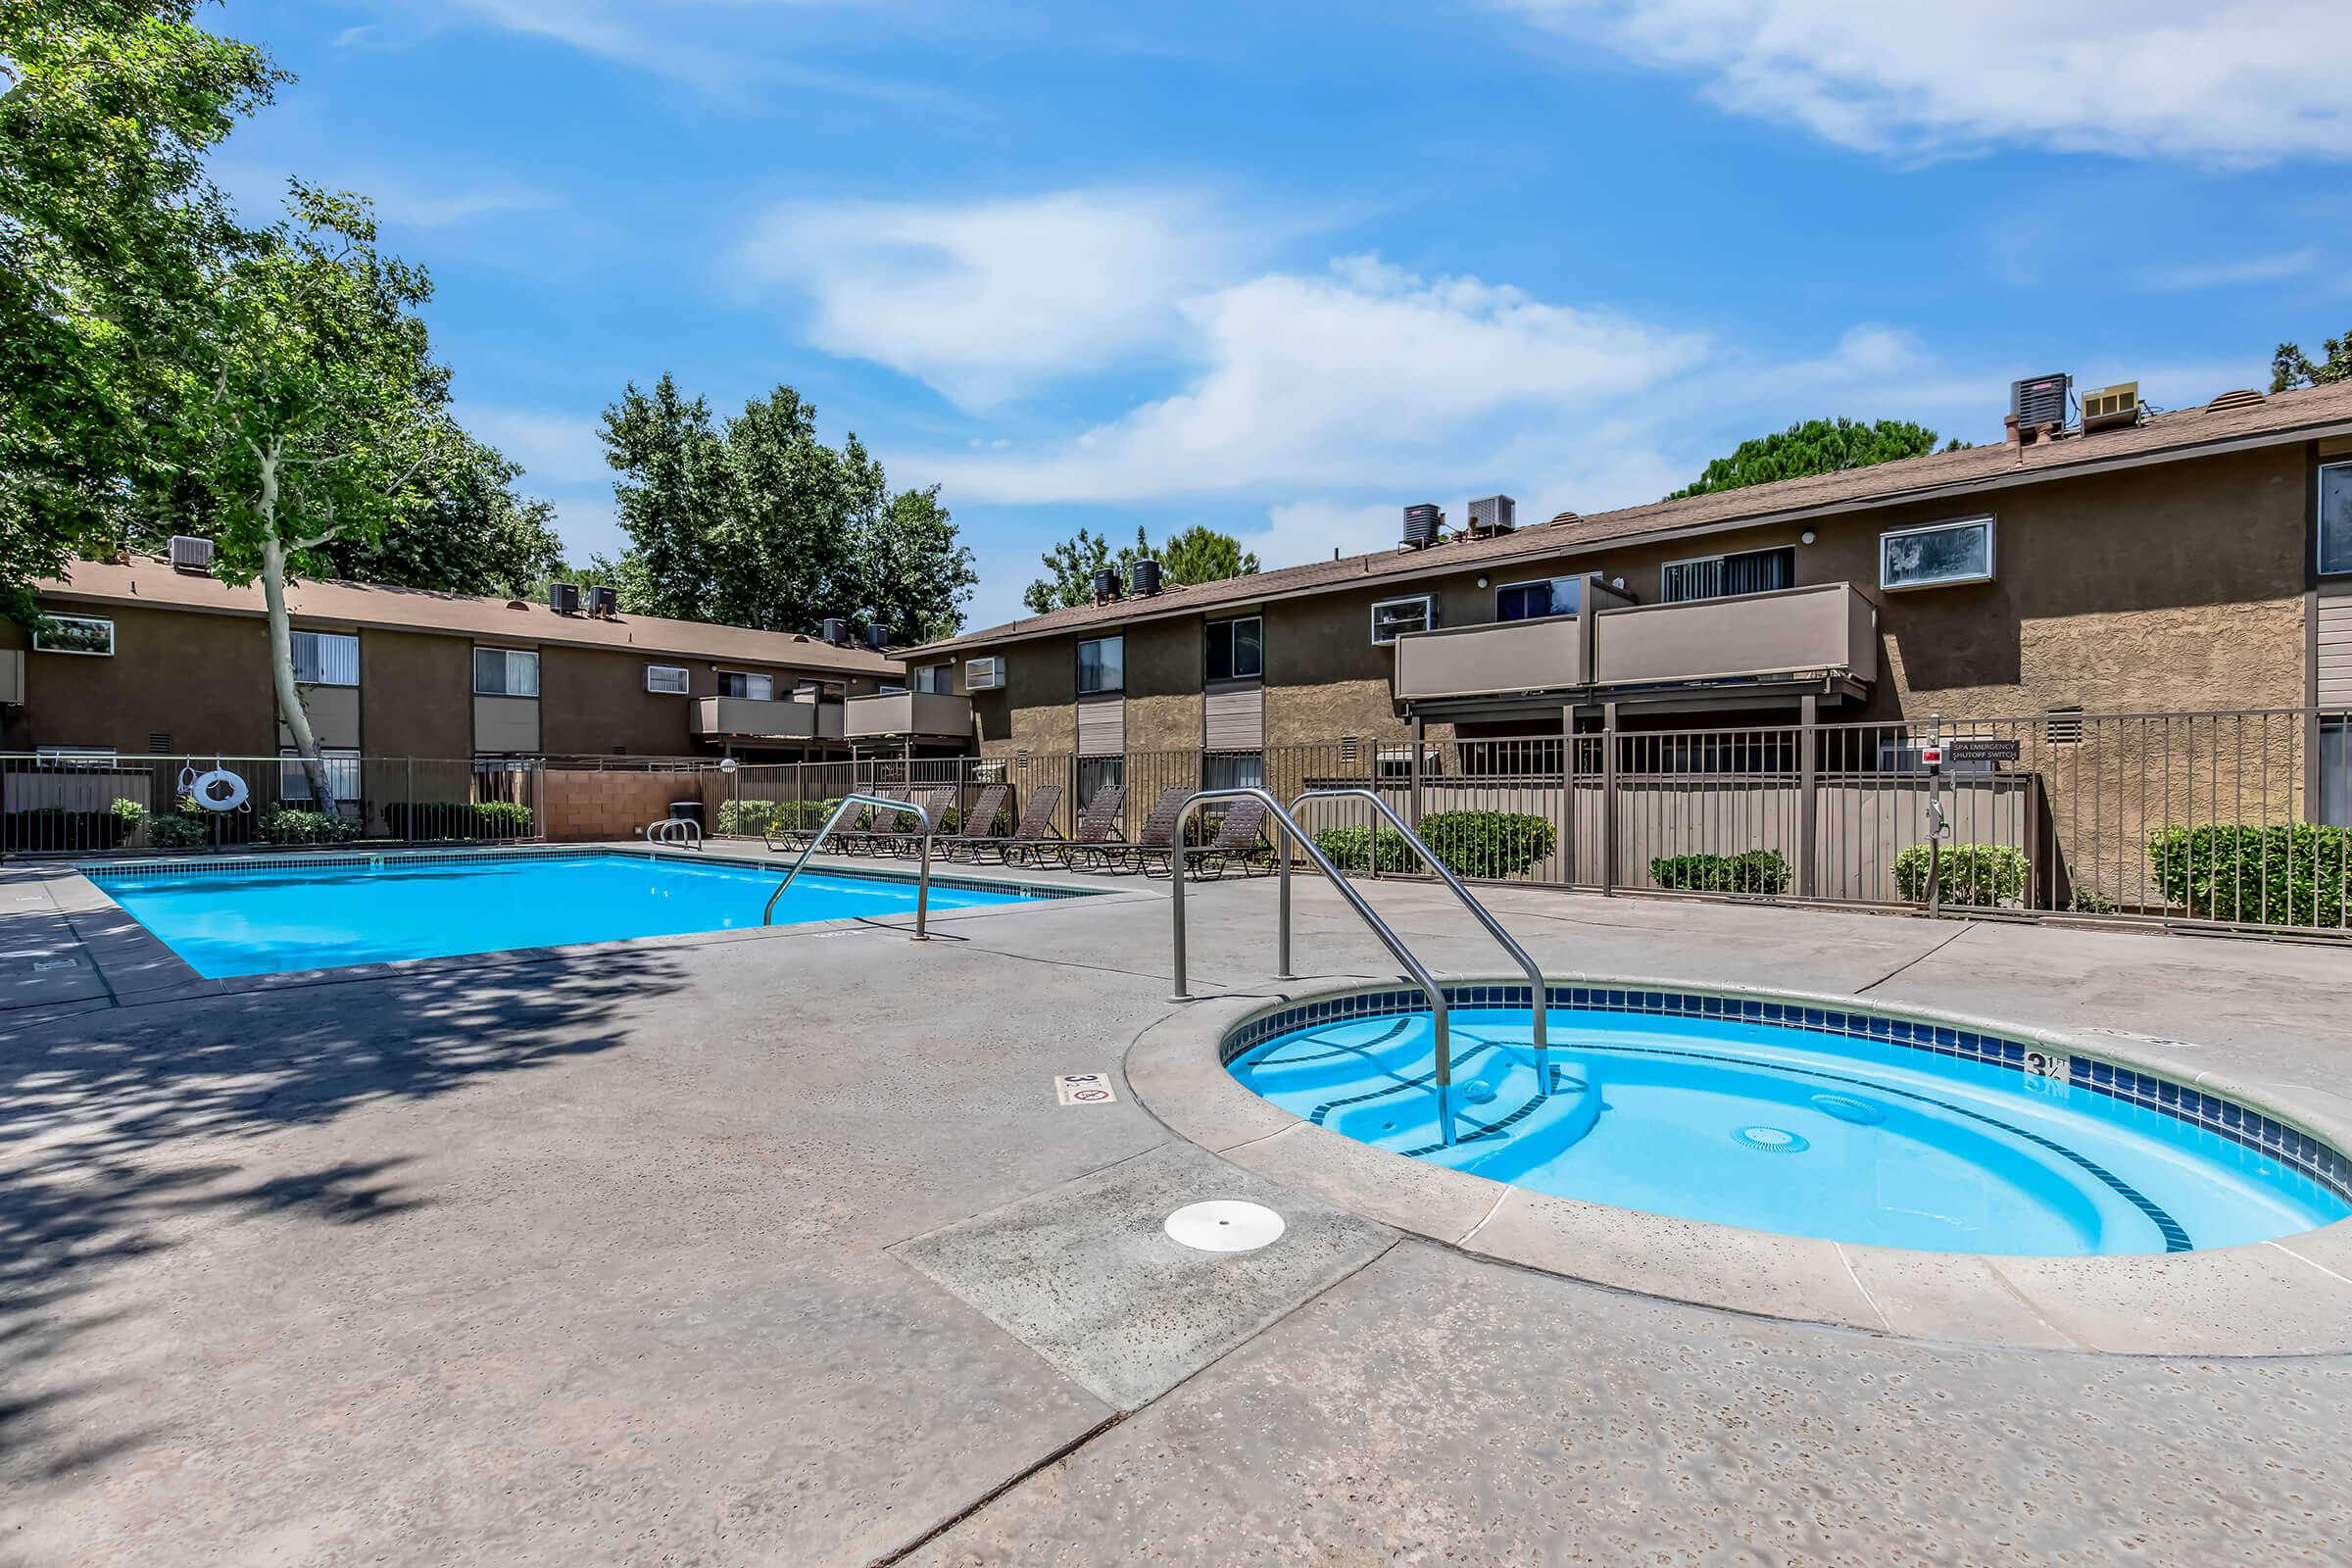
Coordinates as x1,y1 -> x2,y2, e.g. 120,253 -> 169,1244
5,850 -> 2352,1563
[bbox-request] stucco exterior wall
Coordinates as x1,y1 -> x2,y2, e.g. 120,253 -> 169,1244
361,629 -> 473,757
11,605 -> 275,757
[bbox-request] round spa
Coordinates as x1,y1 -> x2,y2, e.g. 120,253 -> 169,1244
1223,984 -> 2352,1257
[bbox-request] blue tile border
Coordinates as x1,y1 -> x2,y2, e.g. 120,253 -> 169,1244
1219,981 -> 2352,1207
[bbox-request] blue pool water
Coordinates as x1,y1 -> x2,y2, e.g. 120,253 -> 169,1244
92,853 -> 1047,978
1230,1005 -> 2350,1255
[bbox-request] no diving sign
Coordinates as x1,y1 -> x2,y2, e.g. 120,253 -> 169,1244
1054,1072 -> 1119,1106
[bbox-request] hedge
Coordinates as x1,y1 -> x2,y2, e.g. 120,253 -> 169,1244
1893,843 -> 2030,906
380,800 -> 535,840
2146,823 -> 2351,928
145,813 -> 210,849
1649,850 -> 1790,896
258,805 -> 365,845
0,799 -> 144,851
1312,809 -> 1556,880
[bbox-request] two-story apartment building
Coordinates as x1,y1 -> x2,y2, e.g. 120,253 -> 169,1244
0,560 -> 978,768
904,378 -> 2352,812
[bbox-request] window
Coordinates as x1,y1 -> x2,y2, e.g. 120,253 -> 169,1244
290,630 -> 359,686
31,615 -> 114,656
644,663 -> 690,695
1076,756 -> 1124,807
965,656 -> 1005,691
1203,751 -> 1264,790
1495,578 -> 1581,621
2321,463 -> 2352,577
718,670 -> 773,701
1375,744 -> 1440,782
1370,595 -> 1435,644
1881,516 -> 1994,591
912,663 -> 953,694
1660,547 -> 1795,603
473,647 -> 539,696
1205,615 -> 1262,682
1077,635 -> 1125,695
35,746 -> 116,764
2324,718 -> 2350,828
278,748 -> 362,804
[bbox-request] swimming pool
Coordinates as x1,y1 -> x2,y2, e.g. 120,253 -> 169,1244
1226,985 -> 2351,1257
87,851 -> 1065,978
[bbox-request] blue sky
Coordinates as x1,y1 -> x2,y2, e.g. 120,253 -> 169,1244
213,0 -> 2351,629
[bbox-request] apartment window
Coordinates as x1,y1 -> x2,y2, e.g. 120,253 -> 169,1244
1881,516 -> 1994,592
1076,635 -> 1125,695
278,748 -> 362,804
1203,751 -> 1264,790
1205,615 -> 1262,682
473,647 -> 539,697
912,663 -> 953,694
2321,463 -> 2352,577
1660,547 -> 1794,603
2324,718 -> 2350,828
718,670 -> 773,701
1370,595 -> 1435,644
1076,756 -> 1124,808
290,630 -> 359,686
1496,577 -> 1581,621
31,615 -> 114,656
644,663 -> 690,695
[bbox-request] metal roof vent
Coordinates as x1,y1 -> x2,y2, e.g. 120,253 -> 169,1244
1549,510 -> 1581,527
169,535 -> 215,572
1401,504 -> 1442,549
1131,558 -> 1163,597
2207,387 -> 2266,413
1467,495 -> 1517,536
2010,372 -> 2071,430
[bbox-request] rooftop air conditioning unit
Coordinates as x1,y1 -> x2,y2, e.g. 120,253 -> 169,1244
2080,381 -> 2140,432
1467,495 -> 1517,536
548,580 -> 582,614
821,616 -> 849,645
588,584 -> 619,617
864,623 -> 890,653
1131,558 -> 1163,596
169,535 -> 216,572
2010,372 -> 2071,431
1401,504 -> 1443,549
1092,567 -> 1122,603
964,655 -> 1005,691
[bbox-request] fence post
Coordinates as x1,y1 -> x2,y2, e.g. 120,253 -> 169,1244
1600,701 -> 1619,896
1797,694 -> 1819,900
1408,715 -> 1425,829
1558,705 -> 1576,888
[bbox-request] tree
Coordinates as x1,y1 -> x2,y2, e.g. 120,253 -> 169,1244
2272,329 -> 2352,393
1020,523 -> 1258,612
710,384 -> 851,631
838,446 -> 975,645
1665,418 -> 1950,501
179,182 -> 459,810
0,0 -> 282,623
599,373 -> 729,623
321,435 -> 566,598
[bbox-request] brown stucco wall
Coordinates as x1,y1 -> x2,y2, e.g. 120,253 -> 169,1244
15,604 -> 275,756
540,647 -> 700,757
1123,618 -> 1202,752
360,629 -> 473,756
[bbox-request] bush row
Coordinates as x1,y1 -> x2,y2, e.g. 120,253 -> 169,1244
379,801 -> 534,840
1892,843 -> 2030,906
0,799 -> 146,850
1648,850 -> 1791,895
2146,823 -> 2350,927
1312,809 -> 1557,881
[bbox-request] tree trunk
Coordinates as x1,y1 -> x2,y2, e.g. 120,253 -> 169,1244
256,446 -> 338,816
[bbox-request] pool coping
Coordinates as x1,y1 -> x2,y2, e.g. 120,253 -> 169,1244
23,843 -> 1152,1009
1124,973 -> 2352,1357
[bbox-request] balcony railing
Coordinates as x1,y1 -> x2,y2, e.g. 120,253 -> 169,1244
843,690 -> 975,740
1393,614 -> 1584,701
691,696 -> 841,741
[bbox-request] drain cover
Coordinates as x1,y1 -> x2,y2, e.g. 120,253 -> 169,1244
1810,1093 -> 1886,1126
1163,1200 -> 1286,1253
1735,1125 -> 1811,1153
1461,1083 -> 1498,1105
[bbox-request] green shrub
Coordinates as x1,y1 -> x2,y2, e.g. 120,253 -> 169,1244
258,804 -> 364,845
381,801 -> 534,840
2065,889 -> 2119,916
1893,843 -> 2030,906
1,799 -> 144,851
2146,824 -> 2351,928
1649,850 -> 1791,895
716,799 -> 781,837
145,813 -> 209,849
473,801 -> 533,838
1311,809 -> 1555,880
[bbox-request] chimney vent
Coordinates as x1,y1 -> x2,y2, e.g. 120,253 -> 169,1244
1131,558 -> 1163,597
1401,504 -> 1443,550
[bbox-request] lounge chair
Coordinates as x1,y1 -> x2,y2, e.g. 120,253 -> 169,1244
974,784 -> 1063,864
1020,785 -> 1122,869
938,784 -> 1011,861
840,787 -> 956,858
764,800 -> 851,856
1087,785 -> 1193,873
1148,797 -> 1273,880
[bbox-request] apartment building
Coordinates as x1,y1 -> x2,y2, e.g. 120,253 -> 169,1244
0,560 -> 978,768
905,377 -> 2352,803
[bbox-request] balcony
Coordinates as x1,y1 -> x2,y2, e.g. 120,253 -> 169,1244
1393,583 -> 1877,711
843,690 -> 975,741
691,696 -> 841,742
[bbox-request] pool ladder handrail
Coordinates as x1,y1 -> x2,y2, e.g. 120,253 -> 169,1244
1170,787 -> 1476,1145
761,791 -> 940,938
648,815 -> 704,850
1289,787 -> 1549,1087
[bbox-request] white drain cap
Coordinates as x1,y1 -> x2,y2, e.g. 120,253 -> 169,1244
1163,1200 -> 1286,1253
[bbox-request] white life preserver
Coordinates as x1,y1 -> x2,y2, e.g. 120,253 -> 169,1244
190,768 -> 249,812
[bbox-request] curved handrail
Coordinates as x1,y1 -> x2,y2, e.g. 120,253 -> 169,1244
762,792 -> 939,931
1291,787 -> 1548,1083
649,815 -> 704,850
1168,787 -> 1460,1146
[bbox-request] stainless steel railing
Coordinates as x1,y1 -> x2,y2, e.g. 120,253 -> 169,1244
760,791 -> 940,937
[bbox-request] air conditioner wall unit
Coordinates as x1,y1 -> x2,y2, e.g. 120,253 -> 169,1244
964,655 -> 1005,691
169,535 -> 216,572
2080,381 -> 2140,432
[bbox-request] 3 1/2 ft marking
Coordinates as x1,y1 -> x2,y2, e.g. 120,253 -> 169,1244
1055,1072 -> 1118,1105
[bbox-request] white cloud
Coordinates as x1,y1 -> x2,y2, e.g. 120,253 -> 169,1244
2140,247 -> 2321,291
364,175 -> 561,229
457,405 -> 610,487
1499,0 -> 2352,163
733,189 -> 1262,411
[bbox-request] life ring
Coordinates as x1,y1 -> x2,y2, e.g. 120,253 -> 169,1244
190,768 -> 249,812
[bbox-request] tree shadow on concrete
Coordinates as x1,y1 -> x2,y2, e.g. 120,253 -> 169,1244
0,947 -> 687,1497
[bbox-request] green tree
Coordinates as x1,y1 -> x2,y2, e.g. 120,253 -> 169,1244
316,435 -> 564,597
0,0 -> 282,622
177,182 -> 460,809
600,373 -> 728,623
1157,523 -> 1258,586
1665,417 -> 1952,501
2272,329 -> 2352,393
710,384 -> 851,631
1021,523 -> 1257,612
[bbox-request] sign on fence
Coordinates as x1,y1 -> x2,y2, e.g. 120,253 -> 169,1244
1943,738 -> 2022,763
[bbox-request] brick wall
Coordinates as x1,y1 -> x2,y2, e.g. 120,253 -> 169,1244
542,768 -> 712,843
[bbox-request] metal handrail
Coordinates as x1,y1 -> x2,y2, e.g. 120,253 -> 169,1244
1168,787 -> 1461,1146
1291,787 -> 1549,1086
761,792 -> 939,938
648,816 -> 704,849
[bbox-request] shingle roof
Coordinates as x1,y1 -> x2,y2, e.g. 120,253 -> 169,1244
34,560 -> 904,675
909,380 -> 2352,657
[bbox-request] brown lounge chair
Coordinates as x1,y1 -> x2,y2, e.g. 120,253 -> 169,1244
842,787 -> 956,858
968,784 -> 1063,863
938,784 -> 1011,860
1088,784 -> 1193,873
1145,796 -> 1273,879
1019,785 -> 1122,869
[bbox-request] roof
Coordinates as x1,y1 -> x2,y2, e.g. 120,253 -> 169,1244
909,379 -> 2352,657
33,559 -> 905,676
